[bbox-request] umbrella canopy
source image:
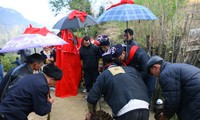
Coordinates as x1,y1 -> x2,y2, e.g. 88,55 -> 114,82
0,26 -> 68,53
53,10 -> 97,30
97,0 -> 158,27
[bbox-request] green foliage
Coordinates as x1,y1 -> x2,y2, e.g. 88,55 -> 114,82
48,0 -> 93,16
86,26 -> 99,38
68,0 -> 92,15
0,54 -> 16,72
48,0 -> 68,16
71,25 -> 99,39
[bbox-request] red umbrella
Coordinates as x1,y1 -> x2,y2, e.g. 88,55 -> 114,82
23,24 -> 53,36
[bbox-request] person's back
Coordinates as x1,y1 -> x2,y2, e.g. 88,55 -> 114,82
0,73 -> 49,120
160,62 -> 200,119
0,67 -> 15,102
0,53 -> 44,101
0,63 -> 63,120
88,65 -> 149,117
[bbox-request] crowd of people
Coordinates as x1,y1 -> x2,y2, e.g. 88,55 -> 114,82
81,29 -> 200,120
0,28 -> 200,120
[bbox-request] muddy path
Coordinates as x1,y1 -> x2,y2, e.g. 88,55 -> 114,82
28,90 -> 155,120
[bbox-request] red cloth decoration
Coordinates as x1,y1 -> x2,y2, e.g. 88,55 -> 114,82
55,29 -> 82,98
68,10 -> 87,23
107,0 -> 134,10
23,25 -> 53,36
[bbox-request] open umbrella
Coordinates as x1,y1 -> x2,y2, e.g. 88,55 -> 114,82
53,10 -> 97,30
0,25 -> 68,53
97,0 -> 158,28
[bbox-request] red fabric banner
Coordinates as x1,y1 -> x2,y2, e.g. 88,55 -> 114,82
55,29 -> 82,98
68,10 -> 87,23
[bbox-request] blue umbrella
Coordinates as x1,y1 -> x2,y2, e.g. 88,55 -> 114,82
97,3 -> 158,28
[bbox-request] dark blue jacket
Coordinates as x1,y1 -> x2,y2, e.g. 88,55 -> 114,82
124,38 -> 139,46
160,62 -> 200,120
87,66 -> 149,116
0,63 -> 33,101
0,73 -> 51,120
126,47 -> 150,80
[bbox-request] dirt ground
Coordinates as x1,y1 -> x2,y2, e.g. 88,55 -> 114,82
28,90 -> 155,120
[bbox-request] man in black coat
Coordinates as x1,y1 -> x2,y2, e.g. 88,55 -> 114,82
79,36 -> 102,93
0,63 -> 63,120
147,55 -> 200,120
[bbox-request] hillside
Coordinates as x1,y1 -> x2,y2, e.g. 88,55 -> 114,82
0,7 -> 41,47
0,7 -> 39,26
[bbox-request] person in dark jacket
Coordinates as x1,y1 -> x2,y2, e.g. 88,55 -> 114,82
97,34 -> 113,72
98,34 -> 111,53
17,49 -> 31,64
0,63 -> 63,120
0,53 -> 44,101
123,29 -> 156,98
86,54 -> 150,120
123,28 -> 139,46
147,55 -> 200,120
112,44 -> 155,99
79,36 -> 102,93
11,57 -> 21,66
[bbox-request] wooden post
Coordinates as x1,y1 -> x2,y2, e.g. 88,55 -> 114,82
146,35 -> 151,55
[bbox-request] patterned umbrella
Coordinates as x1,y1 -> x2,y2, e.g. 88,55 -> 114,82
0,26 -> 67,53
97,0 -> 158,28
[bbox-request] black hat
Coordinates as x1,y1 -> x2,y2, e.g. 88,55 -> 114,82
102,53 -> 114,64
83,36 -> 90,41
98,34 -> 110,46
43,63 -> 63,80
112,44 -> 124,58
147,56 -> 164,73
